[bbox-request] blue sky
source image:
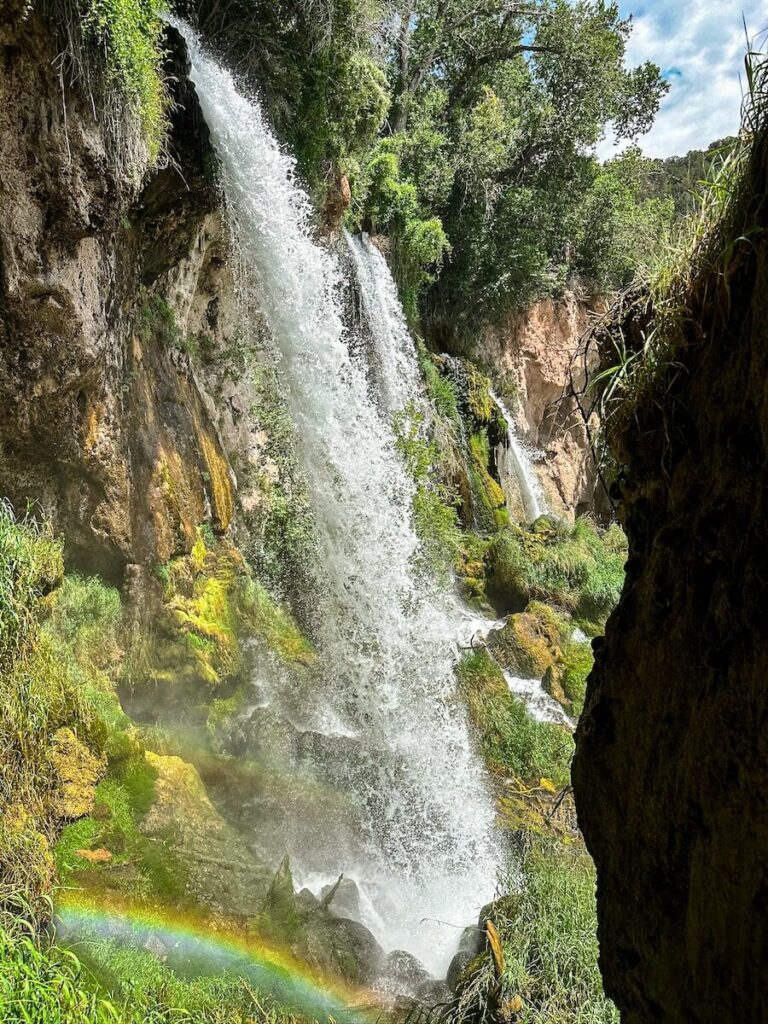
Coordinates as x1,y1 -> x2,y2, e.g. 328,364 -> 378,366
600,0 -> 768,158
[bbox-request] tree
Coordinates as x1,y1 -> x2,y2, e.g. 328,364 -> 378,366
385,0 -> 665,143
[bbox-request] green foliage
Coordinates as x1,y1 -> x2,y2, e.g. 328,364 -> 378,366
75,0 -> 167,157
575,149 -> 676,288
360,142 -> 451,318
191,0 -> 389,197
239,580 -> 316,667
487,518 -> 627,625
457,650 -> 572,788
0,918 -> 307,1024
0,922 -> 119,1024
375,0 -> 669,330
488,839 -> 618,1024
418,348 -> 460,422
588,53 -> 767,449
0,508 -> 81,911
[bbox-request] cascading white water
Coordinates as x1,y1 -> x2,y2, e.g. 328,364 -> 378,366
177,23 -> 499,974
344,231 -> 423,418
491,391 -> 546,523
503,671 -> 573,728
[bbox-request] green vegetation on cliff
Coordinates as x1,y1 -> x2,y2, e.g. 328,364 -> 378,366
45,0 -> 168,158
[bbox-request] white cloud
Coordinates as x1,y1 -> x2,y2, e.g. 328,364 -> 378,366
599,0 -> 768,159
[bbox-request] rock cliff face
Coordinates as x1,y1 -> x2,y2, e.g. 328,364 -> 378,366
0,11 -> 237,578
573,137 -> 768,1021
478,291 -> 606,518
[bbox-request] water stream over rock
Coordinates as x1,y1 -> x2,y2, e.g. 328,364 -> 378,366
491,391 -> 546,523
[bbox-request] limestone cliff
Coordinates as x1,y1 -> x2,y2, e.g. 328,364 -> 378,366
478,290 -> 607,519
0,10 -> 237,578
572,132 -> 768,1020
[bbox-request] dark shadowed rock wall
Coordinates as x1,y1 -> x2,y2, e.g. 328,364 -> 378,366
572,135 -> 768,1021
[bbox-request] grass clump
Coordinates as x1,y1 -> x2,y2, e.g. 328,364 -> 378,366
0,919 -> 119,1024
0,914 -> 307,1024
457,650 -> 573,789
487,518 -> 627,626
452,838 -> 618,1024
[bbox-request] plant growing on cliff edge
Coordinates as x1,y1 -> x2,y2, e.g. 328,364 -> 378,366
43,0 -> 168,160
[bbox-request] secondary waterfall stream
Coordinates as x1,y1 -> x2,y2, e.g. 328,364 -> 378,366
491,391 -> 546,523
178,23 -> 500,976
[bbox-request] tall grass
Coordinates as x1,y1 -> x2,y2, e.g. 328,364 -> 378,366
449,838 -> 617,1024
0,909 -> 307,1024
501,839 -> 618,1024
0,505 -> 127,915
487,518 -> 626,627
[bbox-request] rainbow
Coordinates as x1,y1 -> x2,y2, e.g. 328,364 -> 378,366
55,894 -> 378,1022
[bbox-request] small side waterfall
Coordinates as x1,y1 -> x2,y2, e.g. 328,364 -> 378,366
491,391 -> 546,523
179,23 -> 499,975
344,230 -> 423,417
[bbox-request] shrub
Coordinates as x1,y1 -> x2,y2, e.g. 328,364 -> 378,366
457,650 -> 573,788
486,518 -> 627,624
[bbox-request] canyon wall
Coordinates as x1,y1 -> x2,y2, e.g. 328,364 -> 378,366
477,290 -> 607,519
0,9 -> 241,578
572,138 -> 768,1021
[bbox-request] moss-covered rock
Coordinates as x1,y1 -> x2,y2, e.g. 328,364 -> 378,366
48,728 -> 106,821
468,431 -> 509,534
252,858 -> 385,985
489,601 -> 565,680
140,752 -> 272,913
137,531 -> 315,698
456,649 -> 573,788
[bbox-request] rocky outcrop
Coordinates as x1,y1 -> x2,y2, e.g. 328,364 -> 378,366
478,291 -> 606,518
573,133 -> 768,1021
142,752 -> 273,916
0,11 -> 237,578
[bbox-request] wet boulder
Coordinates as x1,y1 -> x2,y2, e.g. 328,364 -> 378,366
253,858 -> 384,984
320,876 -> 362,922
446,923 -> 485,991
375,949 -> 451,1007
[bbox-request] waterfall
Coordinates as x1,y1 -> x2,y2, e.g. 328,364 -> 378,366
491,391 -> 546,523
344,230 -> 423,418
177,23 -> 499,975
503,671 -> 573,729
